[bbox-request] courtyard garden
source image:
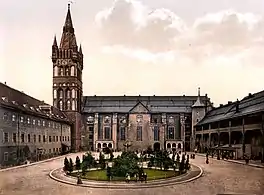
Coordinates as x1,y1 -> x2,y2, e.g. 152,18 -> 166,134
63,148 -> 190,182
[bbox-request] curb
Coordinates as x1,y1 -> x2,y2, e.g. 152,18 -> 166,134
196,153 -> 264,169
49,164 -> 203,189
0,153 -> 74,172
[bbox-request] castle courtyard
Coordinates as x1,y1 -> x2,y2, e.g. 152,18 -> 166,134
0,153 -> 263,195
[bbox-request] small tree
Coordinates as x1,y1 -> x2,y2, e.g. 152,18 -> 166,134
185,157 -> 190,170
68,158 -> 74,173
99,152 -> 106,169
64,157 -> 69,172
75,156 -> 81,170
81,161 -> 88,175
110,150 -> 114,162
147,161 -> 153,169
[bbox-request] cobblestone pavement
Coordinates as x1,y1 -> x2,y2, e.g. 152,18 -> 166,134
0,153 -> 263,195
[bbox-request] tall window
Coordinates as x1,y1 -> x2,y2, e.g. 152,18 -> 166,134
104,127 -> 111,140
33,135 -> 36,143
66,89 -> 71,98
98,127 -> 103,140
28,134 -> 31,142
21,133 -> 25,143
167,126 -> 175,139
59,90 -> 63,99
120,127 -> 126,141
59,67 -> 63,76
53,89 -> 57,99
67,100 -> 71,110
72,100 -> 75,110
4,133 -> 8,143
71,89 -> 75,98
59,101 -> 63,110
154,126 -> 159,141
137,126 -> 142,141
70,66 -> 75,76
65,67 -> 69,76
13,133 -> 16,143
54,66 -> 58,76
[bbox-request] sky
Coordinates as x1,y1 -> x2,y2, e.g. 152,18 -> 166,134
1,0 -> 264,106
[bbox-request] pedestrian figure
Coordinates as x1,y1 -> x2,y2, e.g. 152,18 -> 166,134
206,157 -> 209,164
143,172 -> 147,183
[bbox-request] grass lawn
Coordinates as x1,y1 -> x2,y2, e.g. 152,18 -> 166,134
70,168 -> 178,181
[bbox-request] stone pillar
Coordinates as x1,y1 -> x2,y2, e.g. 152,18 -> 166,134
112,113 -> 118,150
160,124 -> 165,150
93,113 -> 99,151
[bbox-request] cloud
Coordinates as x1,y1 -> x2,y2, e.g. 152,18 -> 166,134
95,0 -> 264,63
96,0 -> 186,52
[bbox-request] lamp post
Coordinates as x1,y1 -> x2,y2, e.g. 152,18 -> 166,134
180,115 -> 187,152
123,140 -> 132,152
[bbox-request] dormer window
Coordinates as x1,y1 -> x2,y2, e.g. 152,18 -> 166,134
27,118 -> 30,124
1,97 -> 8,102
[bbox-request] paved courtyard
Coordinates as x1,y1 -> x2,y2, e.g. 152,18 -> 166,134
0,153 -> 263,195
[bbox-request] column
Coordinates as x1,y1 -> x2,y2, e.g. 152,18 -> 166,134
112,113 -> 118,150
242,118 -> 245,156
229,121 -> 232,146
162,113 -> 167,149
93,113 -> 99,151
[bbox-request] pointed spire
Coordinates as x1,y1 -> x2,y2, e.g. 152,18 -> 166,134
53,35 -> 57,46
79,44 -> 82,54
59,3 -> 77,49
192,87 -> 205,108
64,4 -> 73,29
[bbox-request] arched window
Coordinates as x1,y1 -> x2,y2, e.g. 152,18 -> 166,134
71,89 -> 75,98
53,89 -> 57,99
59,101 -> 63,110
67,100 -> 71,110
72,100 -> 75,111
66,89 -> 71,98
60,67 -> 63,76
54,66 -> 58,76
70,66 -> 75,76
65,67 -> 69,76
59,89 -> 63,99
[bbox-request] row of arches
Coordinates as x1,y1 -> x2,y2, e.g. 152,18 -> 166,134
97,143 -> 112,149
196,129 -> 263,147
54,66 -> 75,77
55,100 -> 77,111
54,88 -> 77,99
53,49 -> 74,59
167,143 -> 182,149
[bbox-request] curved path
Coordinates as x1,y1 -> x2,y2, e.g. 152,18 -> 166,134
49,164 -> 202,189
0,153 -> 264,195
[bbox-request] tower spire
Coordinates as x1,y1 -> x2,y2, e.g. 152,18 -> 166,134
59,3 -> 77,49
53,35 -> 57,46
192,87 -> 205,108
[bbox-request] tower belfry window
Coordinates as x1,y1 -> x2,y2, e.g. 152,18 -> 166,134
54,66 -> 58,76
65,67 -> 69,76
60,67 -> 63,76
59,101 -> 63,110
53,89 -> 57,99
72,89 -> 75,98
71,66 -> 75,76
59,90 -> 63,99
72,100 -> 75,110
67,100 -> 71,110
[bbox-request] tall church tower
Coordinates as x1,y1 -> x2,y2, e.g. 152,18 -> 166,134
52,4 -> 83,151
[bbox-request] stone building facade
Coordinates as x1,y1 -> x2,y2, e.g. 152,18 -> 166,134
0,82 -> 71,167
51,4 -> 213,152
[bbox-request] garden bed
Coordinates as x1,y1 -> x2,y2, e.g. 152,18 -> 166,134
69,168 -> 179,181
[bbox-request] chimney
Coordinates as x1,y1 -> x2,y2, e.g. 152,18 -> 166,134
228,101 -> 232,105
219,104 -> 223,107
